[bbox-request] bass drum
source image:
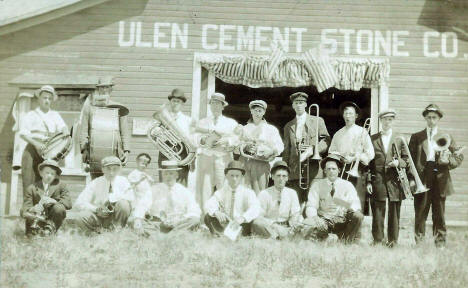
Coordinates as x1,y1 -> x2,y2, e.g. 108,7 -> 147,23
89,106 -> 123,178
42,132 -> 72,161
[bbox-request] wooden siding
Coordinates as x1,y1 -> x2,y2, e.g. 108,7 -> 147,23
0,0 -> 467,223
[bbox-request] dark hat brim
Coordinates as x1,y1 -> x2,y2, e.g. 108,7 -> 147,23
422,110 -> 443,118
224,167 -> 246,175
168,95 -> 187,103
271,164 -> 290,174
320,157 -> 344,170
38,163 -> 62,175
339,101 -> 361,116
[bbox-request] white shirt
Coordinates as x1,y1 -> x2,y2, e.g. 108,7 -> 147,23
169,111 -> 194,138
306,178 -> 361,218
127,169 -> 154,219
42,182 -> 50,196
150,183 -> 201,222
205,183 -> 261,223
241,120 -> 284,156
381,129 -> 392,154
295,113 -> 307,141
426,126 -> 438,161
197,114 -> 240,157
19,107 -> 67,142
257,186 -> 301,224
329,124 -> 375,165
74,175 -> 135,211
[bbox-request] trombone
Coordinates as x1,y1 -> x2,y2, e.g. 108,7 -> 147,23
298,104 -> 321,190
340,118 -> 371,180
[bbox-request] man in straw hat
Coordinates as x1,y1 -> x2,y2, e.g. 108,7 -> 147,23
19,85 -> 69,191
74,156 -> 134,233
142,160 -> 201,234
204,160 -> 261,237
251,161 -> 302,239
79,76 -> 131,178
409,103 -> 464,247
367,109 -> 408,247
195,92 -> 241,213
302,152 -> 363,243
21,159 -> 72,236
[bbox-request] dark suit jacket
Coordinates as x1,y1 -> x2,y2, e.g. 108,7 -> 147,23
369,132 -> 408,201
21,179 -> 72,216
408,128 -> 464,197
283,114 -> 330,180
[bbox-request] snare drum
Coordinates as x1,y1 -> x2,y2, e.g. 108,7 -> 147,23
42,133 -> 72,161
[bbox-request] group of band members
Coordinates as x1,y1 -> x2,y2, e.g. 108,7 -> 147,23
19,80 -> 464,247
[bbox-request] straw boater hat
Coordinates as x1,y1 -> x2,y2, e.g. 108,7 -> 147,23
339,101 -> 361,116
101,156 -> 122,167
249,100 -> 267,110
38,159 -> 62,175
270,160 -> 290,174
378,108 -> 396,119
422,103 -> 443,118
159,160 -> 182,171
96,76 -> 115,87
209,92 -> 228,107
224,160 -> 245,175
289,92 -> 308,102
320,152 -> 344,170
168,88 -> 187,103
34,85 -> 58,101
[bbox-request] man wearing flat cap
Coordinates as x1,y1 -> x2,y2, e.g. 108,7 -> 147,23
195,92 -> 241,213
283,92 -> 330,206
79,76 -> 131,179
367,109 -> 409,247
251,161 -> 302,239
329,101 -> 374,215
302,152 -> 363,243
20,85 -> 69,191
156,88 -> 196,186
204,160 -> 261,237
409,103 -> 464,247
21,159 -> 72,236
142,160 -> 201,235
75,156 -> 135,233
239,99 -> 284,194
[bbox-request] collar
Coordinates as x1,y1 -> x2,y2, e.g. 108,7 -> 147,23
326,178 -> 338,186
296,113 -> 307,121
381,128 -> 392,136
427,126 -> 438,135
42,181 -> 49,192
35,107 -> 51,116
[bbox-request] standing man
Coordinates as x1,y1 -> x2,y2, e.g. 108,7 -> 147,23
283,92 -> 330,205
80,76 -> 131,178
367,109 -> 408,247
329,101 -> 374,214
157,88 -> 195,186
409,104 -> 464,247
195,92 -> 240,212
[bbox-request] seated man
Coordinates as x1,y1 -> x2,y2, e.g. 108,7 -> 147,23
74,156 -> 134,233
252,161 -> 302,239
204,160 -> 261,237
21,159 -> 72,236
302,152 -> 363,243
144,160 -> 201,234
127,153 -> 154,234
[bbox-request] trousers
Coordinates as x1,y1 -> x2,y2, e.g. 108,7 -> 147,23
204,214 -> 252,237
25,203 -> 67,235
21,144 -> 44,191
302,210 -> 363,243
371,200 -> 401,245
76,200 -> 131,232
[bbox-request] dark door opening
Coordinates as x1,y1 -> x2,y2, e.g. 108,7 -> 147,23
216,78 -> 372,143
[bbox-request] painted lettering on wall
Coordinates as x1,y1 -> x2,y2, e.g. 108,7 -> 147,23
118,21 -> 463,58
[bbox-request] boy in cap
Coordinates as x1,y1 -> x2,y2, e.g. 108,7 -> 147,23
302,152 -> 363,243
144,160 -> 201,234
239,100 -> 284,194
367,109 -> 408,247
409,104 -> 464,247
282,92 -> 330,205
252,161 -> 302,239
79,76 -> 131,178
195,92 -> 240,212
204,160 -> 261,237
21,159 -> 72,236
20,85 -> 69,191
74,156 -> 134,233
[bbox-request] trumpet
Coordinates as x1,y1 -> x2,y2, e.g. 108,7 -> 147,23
341,118 -> 371,180
391,141 -> 413,200
298,104 -> 321,190
397,136 -> 429,194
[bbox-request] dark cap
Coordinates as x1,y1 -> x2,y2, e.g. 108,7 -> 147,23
320,152 -> 344,170
422,103 -> 443,118
224,160 -> 245,175
378,108 -> 397,119
168,88 -> 187,103
101,156 -> 121,167
38,159 -> 62,175
249,100 -> 267,110
339,101 -> 361,116
289,92 -> 308,103
270,160 -> 290,174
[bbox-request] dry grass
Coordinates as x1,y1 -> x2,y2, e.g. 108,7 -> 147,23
1,218 -> 468,288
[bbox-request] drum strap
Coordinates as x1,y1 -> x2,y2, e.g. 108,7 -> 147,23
33,109 -> 52,136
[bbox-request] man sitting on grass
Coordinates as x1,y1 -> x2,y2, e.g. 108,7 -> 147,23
143,160 -> 201,234
204,160 -> 261,237
251,161 -> 302,239
302,152 -> 363,243
21,159 -> 72,236
74,156 -> 134,233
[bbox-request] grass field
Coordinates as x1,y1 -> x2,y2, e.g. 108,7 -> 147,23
1,218 -> 468,288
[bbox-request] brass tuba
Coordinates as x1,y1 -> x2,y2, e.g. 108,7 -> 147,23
147,105 -> 196,166
396,136 -> 429,194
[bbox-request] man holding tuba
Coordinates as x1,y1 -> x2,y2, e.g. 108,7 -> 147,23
283,92 -> 330,205
409,104 -> 464,247
367,109 -> 408,247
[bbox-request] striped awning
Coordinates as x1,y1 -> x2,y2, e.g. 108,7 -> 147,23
198,51 -> 390,92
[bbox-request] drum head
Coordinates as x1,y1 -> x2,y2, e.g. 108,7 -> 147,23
42,133 -> 72,161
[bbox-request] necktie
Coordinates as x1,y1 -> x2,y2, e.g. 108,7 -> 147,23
229,189 -> 235,219
330,182 -> 335,197
109,182 -> 113,194
429,128 -> 433,140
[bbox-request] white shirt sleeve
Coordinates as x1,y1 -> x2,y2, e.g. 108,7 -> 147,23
242,189 -> 261,222
205,190 -> 222,216
270,125 -> 284,155
305,182 -> 320,218
360,131 -> 375,165
347,182 -> 362,212
75,180 -> 98,211
257,190 -> 269,217
289,189 -> 302,223
183,186 -> 202,218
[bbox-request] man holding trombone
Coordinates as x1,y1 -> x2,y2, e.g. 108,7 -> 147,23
329,101 -> 374,215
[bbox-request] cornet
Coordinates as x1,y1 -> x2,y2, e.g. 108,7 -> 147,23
341,118 -> 371,180
298,104 -> 321,190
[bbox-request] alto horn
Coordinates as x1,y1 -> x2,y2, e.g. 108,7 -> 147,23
432,133 -> 451,152
346,118 -> 371,179
397,136 -> 429,194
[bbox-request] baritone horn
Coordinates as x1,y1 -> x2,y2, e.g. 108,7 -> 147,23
147,105 -> 196,166
345,118 -> 371,179
396,136 -> 429,194
298,104 -> 321,190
